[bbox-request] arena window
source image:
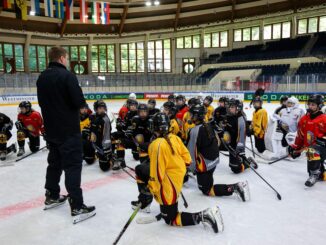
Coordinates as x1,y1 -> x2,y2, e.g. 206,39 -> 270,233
1,43 -> 24,73
204,31 -> 228,48
120,42 -> 145,73
264,22 -> 291,40
91,44 -> 115,73
148,39 -> 171,73
29,45 -> 49,72
176,35 -> 200,49
234,26 -> 260,42
298,16 -> 326,34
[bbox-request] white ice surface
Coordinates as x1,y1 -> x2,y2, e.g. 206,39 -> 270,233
0,101 -> 325,245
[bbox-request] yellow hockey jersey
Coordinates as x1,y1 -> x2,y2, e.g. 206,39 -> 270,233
169,118 -> 180,136
204,105 -> 214,122
148,134 -> 191,206
182,111 -> 195,141
252,108 -> 268,139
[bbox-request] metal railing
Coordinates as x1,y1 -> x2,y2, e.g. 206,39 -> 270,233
0,72 -> 325,95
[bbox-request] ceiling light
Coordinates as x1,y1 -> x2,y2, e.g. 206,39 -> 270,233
29,11 -> 35,16
145,1 -> 151,6
154,1 -> 160,6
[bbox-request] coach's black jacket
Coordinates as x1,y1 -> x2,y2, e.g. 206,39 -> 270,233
37,62 -> 85,144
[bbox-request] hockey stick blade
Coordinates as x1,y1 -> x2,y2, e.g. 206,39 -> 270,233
136,214 -> 162,224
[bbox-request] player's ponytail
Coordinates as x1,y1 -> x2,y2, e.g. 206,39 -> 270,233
163,133 -> 175,155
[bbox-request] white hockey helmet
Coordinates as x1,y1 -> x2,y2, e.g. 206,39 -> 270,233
129,93 -> 137,100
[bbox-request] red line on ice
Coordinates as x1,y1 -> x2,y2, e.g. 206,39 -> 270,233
0,173 -> 129,220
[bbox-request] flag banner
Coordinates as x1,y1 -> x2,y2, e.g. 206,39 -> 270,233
64,0 -> 74,21
80,0 -> 88,23
15,0 -> 28,20
92,2 -> 100,24
55,0 -> 65,19
44,0 -> 54,17
30,0 -> 40,15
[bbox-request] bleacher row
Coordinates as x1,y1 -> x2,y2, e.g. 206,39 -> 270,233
198,32 -> 326,83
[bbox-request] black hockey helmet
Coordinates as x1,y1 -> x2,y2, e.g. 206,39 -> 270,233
138,104 -> 149,119
163,101 -> 177,118
168,94 -> 176,101
148,99 -> 157,106
163,101 -> 175,110
188,98 -> 201,108
307,94 -> 324,110
19,101 -> 32,114
19,101 -> 32,110
228,98 -> 243,112
219,97 -> 228,103
93,100 -> 107,111
189,104 -> 206,122
280,95 -> 289,104
151,112 -> 170,135
252,97 -> 263,104
204,96 -> 213,105
176,95 -> 186,103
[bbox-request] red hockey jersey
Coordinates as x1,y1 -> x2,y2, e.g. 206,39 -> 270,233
295,112 -> 326,148
18,110 -> 44,137
176,105 -> 189,121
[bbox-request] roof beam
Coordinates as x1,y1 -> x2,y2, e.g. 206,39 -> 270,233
174,0 -> 182,31
289,0 -> 298,13
119,0 -> 130,36
230,0 -> 236,22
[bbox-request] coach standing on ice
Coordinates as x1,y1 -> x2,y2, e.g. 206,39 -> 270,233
37,46 -> 95,224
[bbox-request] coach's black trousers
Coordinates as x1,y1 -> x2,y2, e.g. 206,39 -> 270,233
45,133 -> 84,209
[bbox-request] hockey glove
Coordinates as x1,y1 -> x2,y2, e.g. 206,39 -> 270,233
288,144 -> 301,159
316,137 -> 326,148
15,121 -> 24,131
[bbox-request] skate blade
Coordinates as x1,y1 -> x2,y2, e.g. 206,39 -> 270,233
243,180 -> 251,202
72,211 -> 96,224
43,200 -> 67,210
211,206 -> 224,233
0,162 -> 15,167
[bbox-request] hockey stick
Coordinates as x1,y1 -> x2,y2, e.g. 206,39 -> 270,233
180,192 -> 188,208
121,168 -> 137,180
221,139 -> 282,200
113,205 -> 141,245
245,146 -> 264,159
250,135 -> 256,158
268,155 -> 289,165
126,165 -> 135,172
15,146 -> 47,162
219,151 -> 230,157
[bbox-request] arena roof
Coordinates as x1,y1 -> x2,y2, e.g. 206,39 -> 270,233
0,0 -> 325,36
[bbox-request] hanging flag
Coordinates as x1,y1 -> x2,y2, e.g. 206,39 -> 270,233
44,0 -> 54,17
101,2 -> 110,25
55,0 -> 65,19
80,0 -> 88,23
14,0 -> 28,20
30,0 -> 40,15
64,0 -> 74,21
3,0 -> 14,9
91,2 -> 100,24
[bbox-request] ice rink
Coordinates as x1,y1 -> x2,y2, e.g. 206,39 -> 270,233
0,100 -> 325,245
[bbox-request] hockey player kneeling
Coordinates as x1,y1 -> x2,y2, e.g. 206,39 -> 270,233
138,113 -> 224,233
187,104 -> 250,202
225,99 -> 257,172
0,113 -> 16,161
90,100 -> 113,171
80,104 -> 95,165
16,101 -> 44,157
289,95 -> 326,187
